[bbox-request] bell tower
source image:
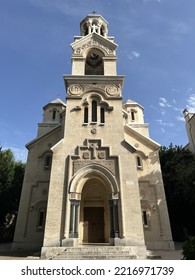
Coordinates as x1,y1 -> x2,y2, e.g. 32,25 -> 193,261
70,13 -> 117,76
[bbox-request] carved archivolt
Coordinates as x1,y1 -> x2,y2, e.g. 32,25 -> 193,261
73,39 -> 115,56
69,164 -> 119,198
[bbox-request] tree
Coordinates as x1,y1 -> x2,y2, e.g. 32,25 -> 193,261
159,144 -> 195,241
0,147 -> 25,241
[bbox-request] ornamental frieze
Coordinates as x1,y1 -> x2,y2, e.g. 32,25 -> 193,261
67,83 -> 121,98
73,159 -> 116,176
73,39 -> 115,56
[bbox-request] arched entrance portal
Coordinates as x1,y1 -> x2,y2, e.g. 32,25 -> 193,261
80,178 -> 109,244
69,164 -> 120,245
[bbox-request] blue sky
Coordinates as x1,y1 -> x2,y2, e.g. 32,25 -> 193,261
1,0 -> 195,162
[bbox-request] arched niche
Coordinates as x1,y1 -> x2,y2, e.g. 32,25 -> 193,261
85,49 -> 104,75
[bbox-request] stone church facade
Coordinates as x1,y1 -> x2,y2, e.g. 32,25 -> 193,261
13,14 -> 174,258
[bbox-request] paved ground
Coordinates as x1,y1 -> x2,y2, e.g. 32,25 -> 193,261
0,242 -> 183,260
0,243 -> 41,260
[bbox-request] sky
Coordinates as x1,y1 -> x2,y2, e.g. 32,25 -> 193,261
0,0 -> 195,162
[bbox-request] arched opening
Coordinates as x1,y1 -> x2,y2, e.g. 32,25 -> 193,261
80,179 -> 109,243
92,100 -> 97,122
85,49 -> 104,75
84,107 -> 88,124
52,110 -> 56,120
69,164 -> 120,244
100,107 -> 105,124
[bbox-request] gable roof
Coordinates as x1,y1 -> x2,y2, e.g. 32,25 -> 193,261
124,124 -> 161,150
43,98 -> 66,109
71,32 -> 118,54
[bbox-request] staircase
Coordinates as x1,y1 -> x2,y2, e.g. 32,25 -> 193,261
50,246 -> 146,260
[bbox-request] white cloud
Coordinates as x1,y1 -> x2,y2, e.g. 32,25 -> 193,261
132,51 -> 140,58
127,51 -> 140,60
159,102 -> 166,107
158,97 -> 180,112
159,97 -> 171,108
176,116 -> 185,122
156,119 -> 175,127
186,93 -> 195,112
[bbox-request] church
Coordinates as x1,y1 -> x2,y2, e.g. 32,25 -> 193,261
12,14 -> 174,259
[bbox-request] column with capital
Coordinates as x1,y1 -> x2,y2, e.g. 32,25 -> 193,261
69,200 -> 80,238
97,22 -> 102,34
109,199 -> 119,238
87,20 -> 92,34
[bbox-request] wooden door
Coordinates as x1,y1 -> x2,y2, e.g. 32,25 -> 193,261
83,207 -> 104,243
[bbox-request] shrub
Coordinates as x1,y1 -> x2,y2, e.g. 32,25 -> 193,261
182,236 -> 195,260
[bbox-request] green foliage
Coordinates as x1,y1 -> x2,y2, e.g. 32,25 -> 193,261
0,147 -> 25,241
159,144 -> 195,241
182,236 -> 195,260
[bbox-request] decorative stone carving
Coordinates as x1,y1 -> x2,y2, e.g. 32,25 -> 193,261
71,139 -> 119,185
73,159 -> 116,175
70,193 -> 76,199
83,152 -> 90,159
91,128 -> 97,134
73,39 -> 115,56
98,152 -> 105,159
68,84 -> 83,95
106,85 -> 120,96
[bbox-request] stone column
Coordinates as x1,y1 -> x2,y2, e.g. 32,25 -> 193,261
109,199 -> 119,238
87,20 -> 92,34
69,200 -> 80,238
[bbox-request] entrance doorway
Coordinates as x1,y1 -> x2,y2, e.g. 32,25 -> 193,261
83,207 -> 104,243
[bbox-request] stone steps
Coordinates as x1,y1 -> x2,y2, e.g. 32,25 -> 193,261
51,246 -> 141,260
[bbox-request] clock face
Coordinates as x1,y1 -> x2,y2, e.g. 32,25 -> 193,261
87,52 -> 102,67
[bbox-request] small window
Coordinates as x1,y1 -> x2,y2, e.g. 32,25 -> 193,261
84,107 -> 88,124
142,210 -> 148,227
131,111 -> 135,121
92,100 -> 97,123
136,156 -> 142,169
44,154 -> 52,169
37,209 -> 45,230
100,107 -> 105,124
52,110 -> 56,120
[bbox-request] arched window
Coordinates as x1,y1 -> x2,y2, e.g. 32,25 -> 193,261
131,111 -> 135,121
85,50 -> 104,75
44,154 -> 52,169
142,210 -> 149,227
100,107 -> 105,124
92,100 -> 97,123
52,110 -> 56,120
37,208 -> 46,230
84,107 -> 88,124
136,156 -> 142,169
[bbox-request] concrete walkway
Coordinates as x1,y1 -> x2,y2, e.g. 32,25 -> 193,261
0,242 -> 183,260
